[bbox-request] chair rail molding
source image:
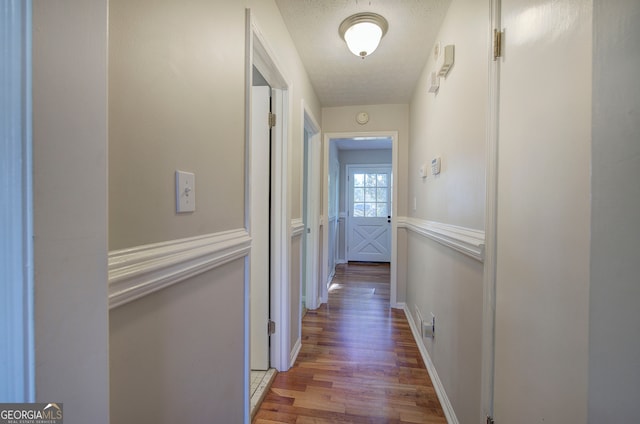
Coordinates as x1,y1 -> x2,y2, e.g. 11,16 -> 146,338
397,216 -> 485,262
109,229 -> 251,309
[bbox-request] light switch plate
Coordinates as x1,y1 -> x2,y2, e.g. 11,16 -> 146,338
176,170 -> 195,213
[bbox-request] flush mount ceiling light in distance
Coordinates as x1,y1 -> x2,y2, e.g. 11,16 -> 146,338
339,12 -> 389,59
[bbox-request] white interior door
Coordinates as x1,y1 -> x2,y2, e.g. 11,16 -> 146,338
250,85 -> 270,370
492,0 -> 593,422
347,166 -> 392,262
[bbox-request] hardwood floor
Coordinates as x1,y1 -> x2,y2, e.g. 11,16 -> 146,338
253,262 -> 446,424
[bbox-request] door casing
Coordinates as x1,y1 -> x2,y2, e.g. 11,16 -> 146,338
0,0 -> 34,402
244,10 -> 293,422
481,0 -> 501,420
302,105 -> 321,311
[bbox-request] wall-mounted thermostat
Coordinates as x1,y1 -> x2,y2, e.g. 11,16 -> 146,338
431,157 -> 441,176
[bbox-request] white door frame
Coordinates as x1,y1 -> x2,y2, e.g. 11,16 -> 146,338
245,7 -> 292,393
321,131 -> 399,307
0,0 -> 35,402
302,103 -> 321,310
346,164 -> 392,263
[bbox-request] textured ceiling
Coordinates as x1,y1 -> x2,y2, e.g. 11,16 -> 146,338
275,0 -> 452,107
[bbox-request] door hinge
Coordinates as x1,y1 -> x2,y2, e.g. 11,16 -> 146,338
268,319 -> 276,335
487,416 -> 495,424
493,29 -> 503,61
268,112 -> 276,128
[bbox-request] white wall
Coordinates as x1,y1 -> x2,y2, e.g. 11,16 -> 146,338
109,0 -> 247,250
406,234 -> 484,422
108,1 -> 320,421
109,0 -> 321,251
110,263 -> 245,423
404,0 -> 489,422
407,7 -> 487,230
493,0 -> 592,422
32,0 -> 110,422
588,0 -> 640,421
108,3 -> 248,420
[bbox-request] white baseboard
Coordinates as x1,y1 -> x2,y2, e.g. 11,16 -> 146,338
402,305 -> 459,424
289,337 -> 302,366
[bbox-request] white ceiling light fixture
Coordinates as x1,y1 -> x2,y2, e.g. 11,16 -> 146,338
339,12 -> 389,59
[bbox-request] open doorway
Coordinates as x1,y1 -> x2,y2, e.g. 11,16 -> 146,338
321,132 -> 399,307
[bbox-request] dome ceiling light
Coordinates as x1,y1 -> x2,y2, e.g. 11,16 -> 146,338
339,12 -> 389,59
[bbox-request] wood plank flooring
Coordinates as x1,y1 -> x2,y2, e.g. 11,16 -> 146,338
253,262 -> 446,424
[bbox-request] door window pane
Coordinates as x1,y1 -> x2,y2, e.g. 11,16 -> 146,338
365,204 -> 376,217
366,174 -> 377,186
351,170 -> 390,220
365,187 -> 376,202
353,203 -> 365,217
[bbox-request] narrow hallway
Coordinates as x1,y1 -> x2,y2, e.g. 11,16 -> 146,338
253,263 -> 446,423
